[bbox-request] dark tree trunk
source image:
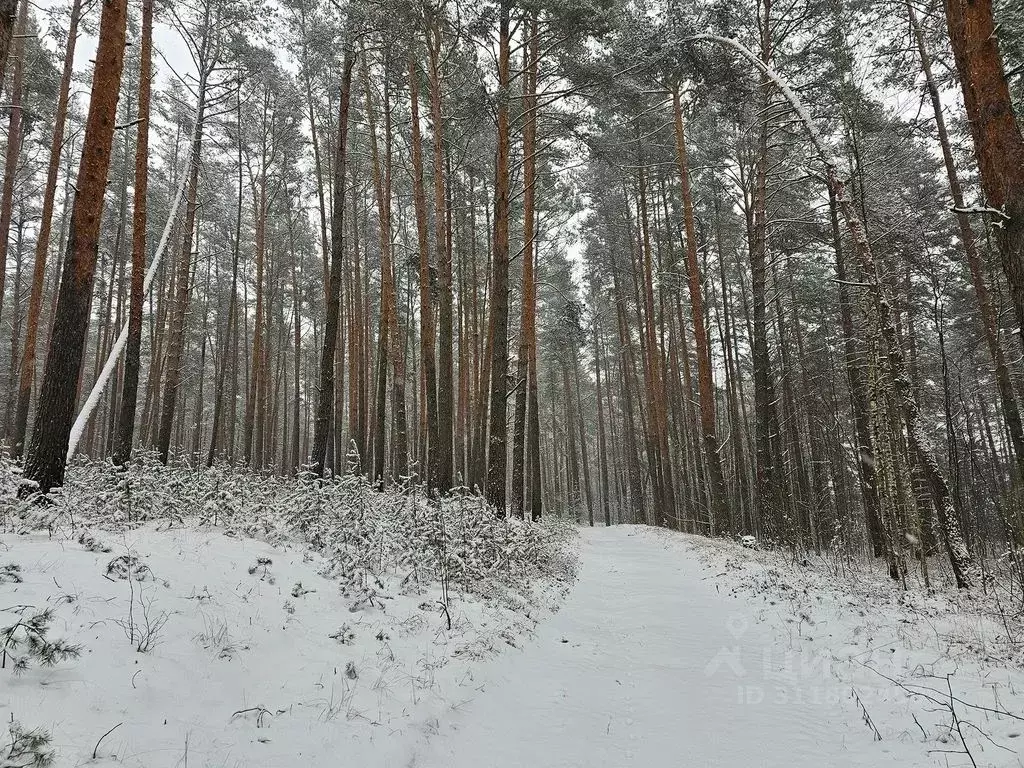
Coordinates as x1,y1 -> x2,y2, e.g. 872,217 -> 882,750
156,97 -> 205,464
206,83 -> 245,466
113,0 -> 153,466
310,50 -> 355,475
0,0 -> 27,350
0,0 -> 16,92
672,88 -> 730,534
511,15 -> 539,520
431,25 -> 455,495
485,0 -> 512,514
408,54 -> 437,488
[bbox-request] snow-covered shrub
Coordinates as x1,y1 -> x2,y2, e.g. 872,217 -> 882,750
329,624 -> 356,644
106,554 -> 152,581
77,529 -> 111,553
0,449 -> 22,504
291,582 -> 314,598
0,564 -> 21,584
248,557 -> 274,580
0,458 -> 576,604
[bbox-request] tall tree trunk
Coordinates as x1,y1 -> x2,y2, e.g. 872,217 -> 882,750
24,0 -> 129,494
942,0 -> 1024,351
346,164 -> 365,471
750,22 -> 785,541
715,201 -> 751,529
289,217 -> 301,474
246,160 -> 268,467
0,0 -> 27,348
156,80 -> 207,464
511,14 -> 539,520
13,0 -> 82,457
830,189 -> 884,556
671,87 -> 730,534
365,60 -> 408,484
113,0 -> 152,465
431,20 -> 455,495
206,83 -> 245,466
296,0 -> 330,293
408,53 -> 437,487
310,50 -> 355,475
613,275 -> 646,523
636,164 -> 674,521
909,0 -> 1024,470
574,361 -> 594,525
594,321 -> 612,526
485,0 -> 512,514
5,216 -> 23,430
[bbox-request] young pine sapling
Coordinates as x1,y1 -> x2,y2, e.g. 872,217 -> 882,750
1,606 -> 80,674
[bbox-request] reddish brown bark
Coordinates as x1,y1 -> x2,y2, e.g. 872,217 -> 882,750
671,88 -> 730,534
365,60 -> 408,484
943,0 -> 1024,345
637,163 -> 675,522
24,0 -> 129,494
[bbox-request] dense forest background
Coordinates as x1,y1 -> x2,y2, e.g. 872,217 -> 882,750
1,0 -> 1023,588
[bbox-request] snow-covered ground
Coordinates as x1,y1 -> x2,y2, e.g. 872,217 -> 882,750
4,516 -> 1023,767
677,527 -> 1024,768
414,526 -> 1024,767
1,523 -> 569,767
414,526 -> 927,767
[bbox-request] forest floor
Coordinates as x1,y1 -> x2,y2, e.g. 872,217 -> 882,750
0,521 -> 569,768
4,517 -> 1024,767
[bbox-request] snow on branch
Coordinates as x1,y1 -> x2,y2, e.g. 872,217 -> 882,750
951,204 -> 1010,221
688,34 -> 840,176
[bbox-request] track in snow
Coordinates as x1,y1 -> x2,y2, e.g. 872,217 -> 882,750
413,525 -> 925,768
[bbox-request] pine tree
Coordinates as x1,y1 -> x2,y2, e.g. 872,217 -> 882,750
23,0 -> 129,494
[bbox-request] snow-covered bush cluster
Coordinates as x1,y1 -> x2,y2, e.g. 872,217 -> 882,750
0,449 -> 22,503
1,454 -> 576,602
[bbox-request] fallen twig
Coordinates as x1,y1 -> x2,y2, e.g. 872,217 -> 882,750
92,722 -> 123,759
852,687 -> 882,741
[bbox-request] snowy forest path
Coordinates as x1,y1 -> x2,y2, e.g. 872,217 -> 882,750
412,525 -> 924,767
